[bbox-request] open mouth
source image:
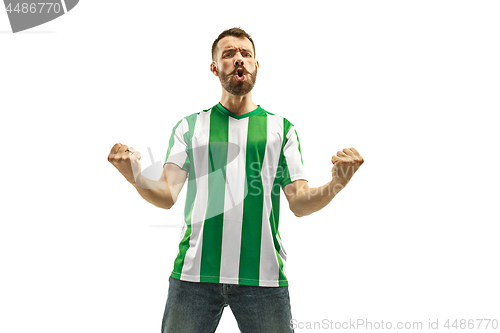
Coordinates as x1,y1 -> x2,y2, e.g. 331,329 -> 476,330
235,68 -> 246,81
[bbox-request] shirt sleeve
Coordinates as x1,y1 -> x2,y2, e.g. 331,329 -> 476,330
279,123 -> 307,188
163,118 -> 191,172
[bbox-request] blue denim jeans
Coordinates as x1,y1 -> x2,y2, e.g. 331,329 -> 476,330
161,276 -> 295,333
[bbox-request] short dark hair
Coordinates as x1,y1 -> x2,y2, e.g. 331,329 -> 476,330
211,27 -> 256,62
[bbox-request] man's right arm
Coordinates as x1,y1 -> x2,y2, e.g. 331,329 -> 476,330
134,163 -> 187,209
108,143 -> 187,210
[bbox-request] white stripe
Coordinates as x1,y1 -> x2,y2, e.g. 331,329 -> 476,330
171,221 -> 187,272
180,110 -> 211,281
166,118 -> 189,169
283,126 -> 307,182
259,114 -> 284,286
219,117 -> 249,283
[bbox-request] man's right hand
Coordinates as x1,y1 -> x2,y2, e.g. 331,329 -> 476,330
107,143 -> 142,186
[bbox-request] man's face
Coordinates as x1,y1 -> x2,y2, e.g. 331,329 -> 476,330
211,36 -> 259,96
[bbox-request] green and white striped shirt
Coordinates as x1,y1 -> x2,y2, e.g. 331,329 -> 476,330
163,102 -> 307,287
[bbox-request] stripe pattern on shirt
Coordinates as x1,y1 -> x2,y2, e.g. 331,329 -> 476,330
163,103 -> 307,287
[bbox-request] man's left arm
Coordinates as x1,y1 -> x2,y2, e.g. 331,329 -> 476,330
283,147 -> 364,217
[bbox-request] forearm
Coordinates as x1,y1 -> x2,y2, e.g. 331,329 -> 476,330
289,179 -> 345,217
133,174 -> 174,210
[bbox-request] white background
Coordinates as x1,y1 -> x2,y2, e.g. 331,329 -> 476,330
1,1 -> 499,332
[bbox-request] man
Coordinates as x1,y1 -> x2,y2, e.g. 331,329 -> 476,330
108,27 -> 363,333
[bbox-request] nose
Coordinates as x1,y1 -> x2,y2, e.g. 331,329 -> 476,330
234,52 -> 244,67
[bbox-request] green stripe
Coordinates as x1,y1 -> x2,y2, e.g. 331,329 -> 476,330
283,118 -> 294,142
270,177 -> 282,253
272,142 -> 288,286
295,129 -> 304,165
163,119 -> 183,168
172,113 -> 198,276
275,229 -> 288,286
200,109 -> 229,282
279,119 -> 291,188
239,113 -> 267,283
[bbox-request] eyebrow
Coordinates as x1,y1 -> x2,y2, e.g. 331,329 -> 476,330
222,48 -> 252,55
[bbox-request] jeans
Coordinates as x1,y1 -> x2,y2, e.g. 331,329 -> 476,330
161,276 -> 295,333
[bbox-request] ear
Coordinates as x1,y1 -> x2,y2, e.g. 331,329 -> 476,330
210,61 -> 219,77
255,60 -> 259,71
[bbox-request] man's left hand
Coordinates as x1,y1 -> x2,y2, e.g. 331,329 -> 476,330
331,147 -> 364,187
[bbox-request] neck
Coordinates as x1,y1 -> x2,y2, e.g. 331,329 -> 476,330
219,91 -> 258,116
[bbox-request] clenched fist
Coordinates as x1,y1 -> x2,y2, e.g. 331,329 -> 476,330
331,147 -> 364,187
108,143 -> 142,186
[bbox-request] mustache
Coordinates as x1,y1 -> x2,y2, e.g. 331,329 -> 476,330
231,67 -> 254,76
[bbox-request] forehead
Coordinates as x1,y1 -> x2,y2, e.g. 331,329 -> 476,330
217,36 -> 254,54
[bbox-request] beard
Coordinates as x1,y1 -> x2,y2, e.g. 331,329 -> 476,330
219,67 -> 258,96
